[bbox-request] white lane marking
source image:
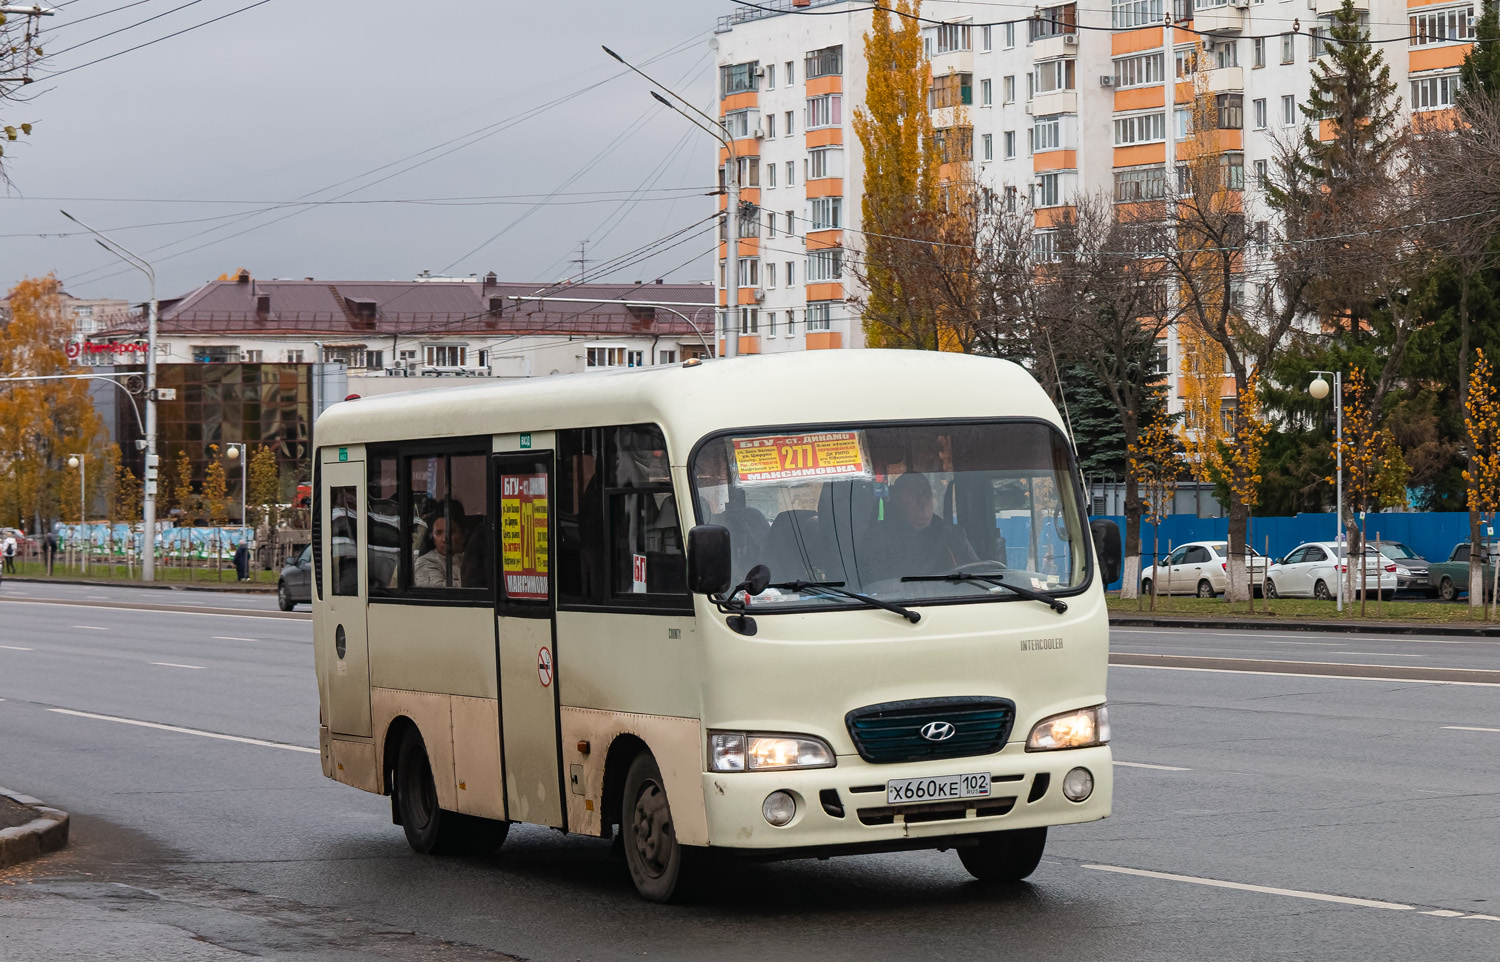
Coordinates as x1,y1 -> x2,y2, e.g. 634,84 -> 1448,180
1335,652 -> 1422,657
151,662 -> 206,670
1423,910 -> 1467,917
1415,789 -> 1465,796
1083,864 -> 1415,911
0,644 -> 34,651
1115,761 -> 1192,771
1112,664 -> 1500,688
211,636 -> 257,642
0,598 -> 302,622
1115,628 -> 1490,647
46,708 -> 318,753
86,595 -> 108,600
1265,641 -> 1345,646
72,625 -> 108,631
1442,725 -> 1500,733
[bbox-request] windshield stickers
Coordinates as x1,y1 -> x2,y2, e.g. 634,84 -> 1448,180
731,431 -> 872,485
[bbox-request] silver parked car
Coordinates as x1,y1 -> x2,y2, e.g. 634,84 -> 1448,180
1140,540 -> 1269,598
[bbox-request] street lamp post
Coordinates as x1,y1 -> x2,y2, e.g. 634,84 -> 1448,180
66,453 -> 86,574
603,45 -> 737,359
1310,371 -> 1343,611
226,443 -> 248,558
60,211 -> 161,582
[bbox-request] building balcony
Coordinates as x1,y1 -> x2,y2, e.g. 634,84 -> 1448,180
1315,0 -> 1364,13
1205,66 -> 1244,93
1031,90 -> 1078,117
930,48 -> 973,75
1032,33 -> 1080,62
1192,3 -> 1246,34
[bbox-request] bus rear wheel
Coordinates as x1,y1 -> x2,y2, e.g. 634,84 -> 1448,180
621,751 -> 708,903
395,728 -> 509,855
958,827 -> 1047,883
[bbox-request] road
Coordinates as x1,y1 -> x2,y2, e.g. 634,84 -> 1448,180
1,582 -> 1498,960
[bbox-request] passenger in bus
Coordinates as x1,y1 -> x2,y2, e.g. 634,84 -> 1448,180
414,501 -> 467,587
872,472 -> 978,579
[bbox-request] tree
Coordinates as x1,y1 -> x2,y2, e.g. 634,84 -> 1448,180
1463,349 -> 1500,613
172,448 -> 197,569
0,276 -> 111,535
0,6 -> 46,182
114,460 -> 141,577
203,446 -> 230,581
1128,411 -> 1182,611
851,0 -> 944,347
249,445 -> 280,539
1332,368 -> 1409,608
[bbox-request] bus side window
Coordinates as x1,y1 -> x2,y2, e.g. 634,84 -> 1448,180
558,428 -> 605,605
608,425 -> 687,599
330,485 -> 359,597
367,453 -> 400,593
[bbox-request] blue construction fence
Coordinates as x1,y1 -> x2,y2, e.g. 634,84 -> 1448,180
53,523 -> 253,560
1091,512 -> 1477,591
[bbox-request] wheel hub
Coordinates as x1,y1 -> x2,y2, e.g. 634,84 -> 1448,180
631,780 -> 672,877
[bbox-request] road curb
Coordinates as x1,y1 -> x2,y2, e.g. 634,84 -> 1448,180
1110,615 -> 1500,637
1,575 -> 276,594
0,786 -> 69,870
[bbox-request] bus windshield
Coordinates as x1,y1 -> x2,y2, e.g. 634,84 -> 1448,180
690,420 -> 1088,610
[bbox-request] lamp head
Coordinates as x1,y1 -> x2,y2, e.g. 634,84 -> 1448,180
1309,377 -> 1330,400
226,445 -> 240,461
67,455 -> 80,469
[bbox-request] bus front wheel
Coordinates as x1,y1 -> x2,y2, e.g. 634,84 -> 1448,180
958,826 -> 1047,883
621,751 -> 708,902
395,728 -> 509,855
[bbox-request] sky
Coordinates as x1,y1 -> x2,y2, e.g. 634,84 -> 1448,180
0,0 -> 727,303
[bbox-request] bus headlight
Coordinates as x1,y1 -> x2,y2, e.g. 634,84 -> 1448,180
1026,706 -> 1110,751
709,732 -> 836,771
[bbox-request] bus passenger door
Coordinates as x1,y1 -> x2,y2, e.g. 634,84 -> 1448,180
321,459 -> 372,738
492,451 -> 564,828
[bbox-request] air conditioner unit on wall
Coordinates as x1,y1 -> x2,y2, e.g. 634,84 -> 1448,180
1062,33 -> 1078,46
1024,103 -> 1033,114
752,127 -> 765,139
1232,0 -> 1250,8
753,289 -> 766,303
1100,75 -> 1115,86
752,65 -> 765,77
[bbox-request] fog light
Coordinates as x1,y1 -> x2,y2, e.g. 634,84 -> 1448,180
762,790 -> 796,826
1062,767 -> 1094,802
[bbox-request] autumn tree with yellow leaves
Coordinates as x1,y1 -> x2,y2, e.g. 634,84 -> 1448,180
1463,349 -> 1500,612
1128,412 -> 1182,611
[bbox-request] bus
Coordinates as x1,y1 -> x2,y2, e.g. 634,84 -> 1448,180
311,349 -> 1121,902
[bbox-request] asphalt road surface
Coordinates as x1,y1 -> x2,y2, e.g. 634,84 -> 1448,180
1,587 -> 1498,961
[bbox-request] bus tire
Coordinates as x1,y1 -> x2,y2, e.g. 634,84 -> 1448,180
958,826 -> 1047,883
621,750 -> 708,903
395,728 -> 474,856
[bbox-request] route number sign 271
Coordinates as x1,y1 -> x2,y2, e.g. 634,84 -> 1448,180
731,431 -> 872,485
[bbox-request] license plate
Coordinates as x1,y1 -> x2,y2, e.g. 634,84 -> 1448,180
886,772 -> 991,805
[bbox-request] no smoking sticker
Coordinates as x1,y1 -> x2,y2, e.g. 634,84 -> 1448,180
537,647 -> 553,688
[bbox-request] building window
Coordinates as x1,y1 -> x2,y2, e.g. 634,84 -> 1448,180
737,258 -> 760,288
1254,159 -> 1268,188
935,20 -> 973,52
806,301 -> 835,331
930,71 -> 974,108
806,93 -> 842,129
806,248 -> 844,282
739,308 -> 759,334
786,260 -> 795,286
1034,231 -> 1058,263
658,350 -> 676,365
1027,72 -> 1034,101
286,350 -> 304,363
720,62 -> 759,97
1253,97 -> 1267,129
1035,59 -> 1075,94
1220,152 -> 1245,190
1034,172 -> 1061,208
1111,0 -> 1163,29
810,195 -> 843,230
1005,21 -> 1016,47
1004,130 -> 1016,159
722,108 -> 758,140
1034,114 -> 1063,151
785,160 -> 795,186
426,344 -> 467,367
1281,33 -> 1294,64
1253,37 -> 1265,68
1175,107 -> 1192,138
1214,41 -> 1239,69
1411,73 -> 1461,110
767,262 -> 777,289
809,147 -> 842,179
588,347 -> 625,368
1113,52 -> 1164,88
934,125 -> 974,163
767,312 -> 777,336
1174,47 -> 1198,79
1114,165 -> 1166,202
1004,185 -> 1018,211
1030,5 -> 1075,40
766,162 -> 776,188
982,133 -> 994,161
1003,75 -> 1016,103
766,63 -> 776,89
1113,111 -> 1166,145
981,77 -> 992,106
1282,94 -> 1297,125
785,110 -> 794,136
785,309 -> 795,335
982,24 -> 992,50
765,113 -> 776,139
1216,93 -> 1243,130
1411,7 -> 1475,45
785,60 -> 794,84
805,44 -> 843,78
242,349 -> 263,363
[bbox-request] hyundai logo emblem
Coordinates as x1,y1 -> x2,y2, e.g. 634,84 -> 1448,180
920,721 -> 957,742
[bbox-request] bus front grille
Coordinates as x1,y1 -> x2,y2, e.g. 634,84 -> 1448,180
844,697 -> 1016,764
856,796 -> 1017,826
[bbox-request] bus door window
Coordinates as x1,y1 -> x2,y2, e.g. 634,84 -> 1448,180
330,485 -> 359,596
367,453 -> 400,593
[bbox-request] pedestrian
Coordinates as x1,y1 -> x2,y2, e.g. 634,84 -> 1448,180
233,539 -> 249,582
43,531 -> 57,576
2,534 -> 15,574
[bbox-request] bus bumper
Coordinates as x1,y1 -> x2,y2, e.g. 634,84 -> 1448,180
699,744 -> 1111,856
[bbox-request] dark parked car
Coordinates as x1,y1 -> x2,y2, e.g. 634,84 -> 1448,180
1369,540 -> 1434,596
278,545 -> 313,611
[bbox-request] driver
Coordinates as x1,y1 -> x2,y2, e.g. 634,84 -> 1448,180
877,472 -> 979,577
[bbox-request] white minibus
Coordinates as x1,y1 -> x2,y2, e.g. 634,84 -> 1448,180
312,350 -> 1121,901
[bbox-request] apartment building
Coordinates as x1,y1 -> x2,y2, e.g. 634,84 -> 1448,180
713,0 -> 1478,397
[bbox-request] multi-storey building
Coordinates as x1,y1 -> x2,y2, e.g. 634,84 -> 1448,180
713,0 -> 1479,398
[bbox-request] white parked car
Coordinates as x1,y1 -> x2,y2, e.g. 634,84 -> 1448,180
1265,541 -> 1398,601
1140,541 -> 1270,599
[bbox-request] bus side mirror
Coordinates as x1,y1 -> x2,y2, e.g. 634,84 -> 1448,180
687,524 -> 733,596
1090,520 -> 1122,586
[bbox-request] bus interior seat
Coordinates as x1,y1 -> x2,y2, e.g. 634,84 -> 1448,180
761,509 -> 831,584
817,479 -> 878,583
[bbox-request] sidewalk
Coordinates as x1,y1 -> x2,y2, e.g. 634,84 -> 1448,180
1,575 -> 276,593
1110,612 -> 1500,637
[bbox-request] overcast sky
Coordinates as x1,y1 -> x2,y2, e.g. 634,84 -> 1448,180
0,0 -> 726,302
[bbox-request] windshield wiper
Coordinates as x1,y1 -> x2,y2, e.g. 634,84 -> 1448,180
765,581 -> 921,624
902,571 -> 1068,614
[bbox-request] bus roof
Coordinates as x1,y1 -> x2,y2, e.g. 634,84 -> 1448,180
313,350 -> 1065,459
